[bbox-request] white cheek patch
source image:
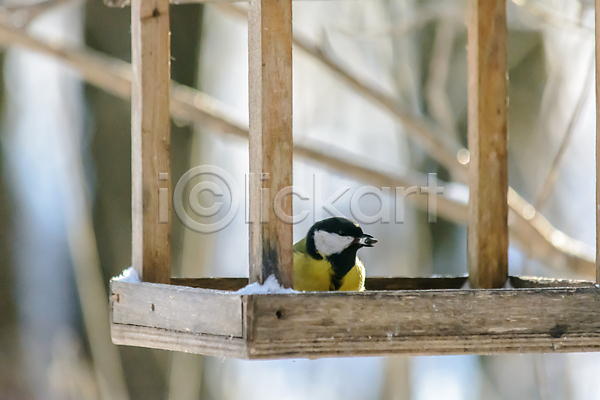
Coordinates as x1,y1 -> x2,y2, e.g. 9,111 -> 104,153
313,230 -> 354,256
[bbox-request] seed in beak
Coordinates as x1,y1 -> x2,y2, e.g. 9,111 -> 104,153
358,234 -> 377,247
365,237 -> 377,246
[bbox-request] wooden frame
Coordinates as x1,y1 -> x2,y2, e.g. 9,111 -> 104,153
111,277 -> 600,359
131,0 -> 171,284
108,0 -> 600,358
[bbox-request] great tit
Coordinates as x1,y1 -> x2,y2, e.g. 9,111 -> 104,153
293,217 -> 377,291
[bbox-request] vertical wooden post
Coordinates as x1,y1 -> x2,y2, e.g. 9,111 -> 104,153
131,0 -> 171,283
595,0 -> 600,284
467,0 -> 508,288
248,0 -> 294,287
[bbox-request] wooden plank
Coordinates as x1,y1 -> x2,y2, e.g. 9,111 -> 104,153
105,0 -> 352,7
131,0 -> 171,283
110,280 -> 243,337
169,276 -> 593,291
170,277 -> 468,291
467,0 -> 508,288
111,324 -> 248,358
172,277 -> 250,291
247,0 -> 294,287
367,277 -> 466,290
245,286 -> 600,358
508,276 -> 592,288
247,334 -> 600,359
110,278 -> 600,358
596,0 -> 600,284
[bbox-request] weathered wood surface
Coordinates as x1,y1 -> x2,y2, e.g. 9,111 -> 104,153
170,276 -> 592,291
596,0 -> 600,284
110,280 -> 243,337
246,285 -> 600,358
247,0 -> 294,287
111,278 -> 600,358
172,277 -> 250,290
247,335 -> 600,359
467,0 -> 509,289
111,324 -> 247,358
171,277 -> 469,291
105,0 -> 353,7
131,0 -> 171,283
508,276 -> 591,288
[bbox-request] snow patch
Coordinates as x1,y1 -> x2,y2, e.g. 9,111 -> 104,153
112,267 -> 140,283
236,275 -> 298,295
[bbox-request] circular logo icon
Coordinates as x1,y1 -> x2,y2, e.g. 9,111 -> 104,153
173,165 -> 240,233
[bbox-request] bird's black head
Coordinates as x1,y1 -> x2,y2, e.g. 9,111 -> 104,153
305,217 -> 377,260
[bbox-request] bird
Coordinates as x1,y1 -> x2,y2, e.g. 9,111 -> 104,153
293,217 -> 377,291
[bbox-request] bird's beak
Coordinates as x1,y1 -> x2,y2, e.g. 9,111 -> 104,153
356,234 -> 377,247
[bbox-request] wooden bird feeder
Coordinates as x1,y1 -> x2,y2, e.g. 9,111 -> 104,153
109,0 -> 600,359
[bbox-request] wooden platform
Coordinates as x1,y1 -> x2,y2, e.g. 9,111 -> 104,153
110,277 -> 600,359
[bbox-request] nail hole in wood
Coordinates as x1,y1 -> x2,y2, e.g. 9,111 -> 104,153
549,323 -> 567,338
152,8 -> 159,18
276,310 -> 283,319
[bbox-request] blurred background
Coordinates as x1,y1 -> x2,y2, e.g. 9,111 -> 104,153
1,0 -> 599,398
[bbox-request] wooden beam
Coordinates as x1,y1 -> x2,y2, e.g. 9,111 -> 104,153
467,0 -> 508,288
170,276 -> 593,291
246,285 -> 600,358
596,0 -> 600,284
111,281 -> 243,337
105,0 -> 346,7
131,0 -> 171,283
111,324 -> 248,358
247,0 -> 294,287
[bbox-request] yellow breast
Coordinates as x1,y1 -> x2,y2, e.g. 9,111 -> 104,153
293,251 -> 365,292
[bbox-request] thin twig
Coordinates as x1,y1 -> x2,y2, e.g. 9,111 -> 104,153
101,0 -> 595,34
511,0 -> 592,32
0,21 -> 594,278
425,19 -> 459,141
380,0 -> 424,169
0,0 -> 82,27
534,51 -> 594,211
0,18 -> 129,400
379,356 -> 410,400
337,3 -> 464,39
60,123 -> 130,400
216,3 -> 468,183
214,4 -> 595,277
532,354 -> 550,400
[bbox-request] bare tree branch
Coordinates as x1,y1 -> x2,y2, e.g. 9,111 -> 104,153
0,17 -> 129,400
336,2 -> 464,39
425,19 -> 459,141
534,51 -> 594,211
214,4 -> 595,277
0,0 -> 82,27
216,3 -> 469,183
0,21 -> 593,278
511,0 -> 592,31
